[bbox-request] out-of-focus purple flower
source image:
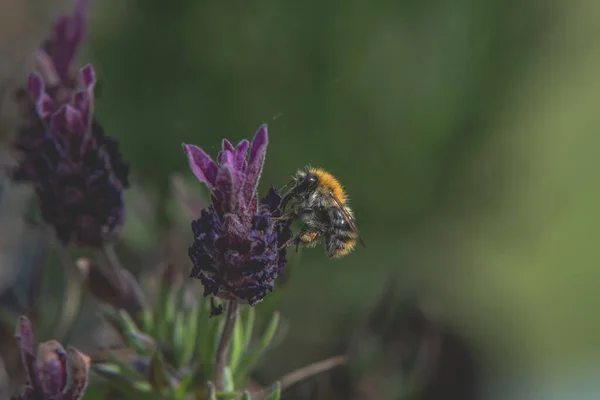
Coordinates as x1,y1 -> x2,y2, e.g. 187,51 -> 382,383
184,125 -> 291,306
7,0 -> 129,247
12,316 -> 90,400
12,0 -> 91,183
22,66 -> 128,247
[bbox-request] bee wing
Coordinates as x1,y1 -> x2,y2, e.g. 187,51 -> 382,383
279,177 -> 297,213
328,193 -> 366,248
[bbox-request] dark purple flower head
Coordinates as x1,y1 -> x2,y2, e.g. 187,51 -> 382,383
12,316 -> 90,400
184,125 -> 291,306
22,66 -> 129,247
12,0 -> 90,183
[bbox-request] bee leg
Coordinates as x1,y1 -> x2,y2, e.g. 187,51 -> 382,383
278,231 -> 318,252
278,238 -> 297,251
271,211 -> 294,221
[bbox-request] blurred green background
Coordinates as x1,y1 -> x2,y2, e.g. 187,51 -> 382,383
2,0 -> 600,398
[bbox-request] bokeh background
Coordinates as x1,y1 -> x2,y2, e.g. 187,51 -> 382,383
1,0 -> 600,398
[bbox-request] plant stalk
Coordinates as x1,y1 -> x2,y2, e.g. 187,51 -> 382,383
54,244 -> 84,338
256,355 -> 348,399
213,300 -> 238,390
98,243 -> 127,294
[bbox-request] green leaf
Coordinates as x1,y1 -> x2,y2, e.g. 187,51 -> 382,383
148,351 -> 172,390
117,308 -> 139,333
227,314 -> 244,373
240,391 -> 252,400
215,392 -> 238,399
76,384 -> 112,400
89,376 -> 140,398
180,300 -> 199,367
92,363 -> 148,397
164,287 -> 178,343
126,330 -> 156,356
264,382 -> 281,400
173,369 -> 196,400
173,311 -> 186,365
234,312 -> 280,386
203,314 -> 224,378
131,381 -> 155,393
140,309 -> 154,334
154,285 -> 167,340
223,366 -> 234,392
95,353 -> 145,382
194,296 -> 210,359
117,309 -> 149,354
241,307 -> 255,352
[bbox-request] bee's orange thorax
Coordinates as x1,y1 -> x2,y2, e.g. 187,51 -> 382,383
308,167 -> 347,204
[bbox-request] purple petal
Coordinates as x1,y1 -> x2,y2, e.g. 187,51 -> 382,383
217,148 -> 235,168
182,144 -> 218,190
212,165 -> 234,214
234,139 -> 249,171
27,73 -> 56,119
62,347 -> 90,400
243,124 -> 268,205
37,340 -> 68,396
15,316 -> 34,354
51,105 -> 86,135
34,49 -> 60,86
73,91 -> 91,119
36,94 -> 56,119
222,139 -> 235,153
15,317 -> 38,386
80,64 -> 96,90
27,73 -> 44,101
48,0 -> 89,80
260,186 -> 283,213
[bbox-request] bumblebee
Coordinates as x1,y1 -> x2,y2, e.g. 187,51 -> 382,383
278,166 -> 365,258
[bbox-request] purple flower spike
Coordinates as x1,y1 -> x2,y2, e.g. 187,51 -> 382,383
9,0 -> 129,248
11,0 -> 98,186
13,65 -> 129,247
12,316 -> 90,400
185,125 -> 291,306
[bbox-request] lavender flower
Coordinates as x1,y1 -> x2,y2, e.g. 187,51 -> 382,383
9,0 -> 129,247
12,0 -> 90,183
12,316 -> 90,400
23,67 -> 128,247
184,125 -> 291,306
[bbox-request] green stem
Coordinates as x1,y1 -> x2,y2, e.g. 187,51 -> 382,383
54,244 -> 84,339
213,300 -> 238,391
98,244 -> 127,295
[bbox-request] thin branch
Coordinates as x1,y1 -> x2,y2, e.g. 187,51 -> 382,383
257,355 -> 348,398
213,300 -> 238,391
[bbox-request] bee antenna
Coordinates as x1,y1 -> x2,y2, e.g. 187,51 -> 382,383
279,178 -> 295,192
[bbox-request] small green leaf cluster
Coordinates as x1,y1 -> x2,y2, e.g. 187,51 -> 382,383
92,280 -> 282,399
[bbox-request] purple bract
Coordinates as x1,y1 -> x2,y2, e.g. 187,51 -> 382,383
12,316 -> 90,400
